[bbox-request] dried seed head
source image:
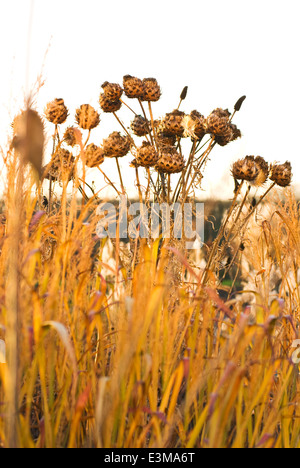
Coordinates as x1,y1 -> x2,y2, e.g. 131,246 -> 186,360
44,98 -> 68,125
215,123 -> 242,146
136,141 -> 158,167
141,78 -> 161,102
270,161 -> 292,187
44,147 -> 75,181
155,146 -> 185,174
206,108 -> 231,137
99,93 -> 122,113
130,115 -> 150,137
123,75 -> 145,99
101,81 -> 123,101
252,156 -> 269,186
163,110 -> 185,136
156,131 -> 177,149
102,131 -> 131,158
234,95 -> 246,112
130,159 -> 142,168
189,110 -> 207,139
232,156 -> 259,182
63,126 -> 82,147
75,104 -> 100,130
84,143 -> 105,168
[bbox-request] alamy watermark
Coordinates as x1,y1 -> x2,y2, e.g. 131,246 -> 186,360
96,196 -> 204,250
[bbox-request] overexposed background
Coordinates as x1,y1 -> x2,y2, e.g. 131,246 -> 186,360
0,0 -> 299,199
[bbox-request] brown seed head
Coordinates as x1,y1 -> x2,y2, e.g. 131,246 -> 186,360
270,161 -> 292,187
136,141 -> 158,167
84,143 -> 105,168
99,93 -> 122,113
75,104 -> 100,130
123,75 -> 145,99
101,81 -> 123,101
155,146 -> 185,174
141,78 -> 161,102
232,156 -> 259,182
63,126 -> 82,147
206,108 -> 231,137
163,110 -> 185,137
44,98 -> 68,125
44,147 -> 75,181
102,131 -> 131,158
130,115 -> 150,137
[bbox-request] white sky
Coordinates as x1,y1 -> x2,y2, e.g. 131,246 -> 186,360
0,0 -> 300,199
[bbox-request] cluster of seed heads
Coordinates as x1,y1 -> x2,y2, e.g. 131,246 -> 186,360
41,75 -> 292,187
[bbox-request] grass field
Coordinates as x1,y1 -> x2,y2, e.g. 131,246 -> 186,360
0,78 -> 299,448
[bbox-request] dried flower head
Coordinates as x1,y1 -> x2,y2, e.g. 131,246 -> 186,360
183,110 -> 206,139
130,115 -> 150,137
102,131 -> 131,158
156,131 -> 177,149
206,108 -> 231,137
123,75 -> 145,99
63,126 -> 82,147
99,93 -> 122,113
232,156 -> 259,182
44,147 -> 75,181
270,161 -> 292,187
252,156 -> 269,186
101,81 -> 123,101
44,98 -> 68,125
155,146 -> 185,174
75,104 -> 100,130
84,144 -> 105,168
141,78 -> 161,102
163,110 -> 185,136
136,141 -> 158,167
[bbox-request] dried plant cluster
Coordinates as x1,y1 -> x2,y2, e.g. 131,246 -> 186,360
0,76 -> 298,449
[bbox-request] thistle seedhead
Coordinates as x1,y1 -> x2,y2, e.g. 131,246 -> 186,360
163,110 -> 185,137
84,143 -> 105,168
102,131 -> 132,158
136,141 -> 158,167
123,75 -> 145,99
155,146 -> 185,174
101,81 -> 123,101
63,126 -> 82,147
44,147 -> 75,181
130,115 -> 150,137
270,162 -> 292,187
206,108 -> 231,137
75,104 -> 100,130
44,98 -> 68,125
141,78 -> 161,102
232,156 -> 259,182
99,93 -> 122,113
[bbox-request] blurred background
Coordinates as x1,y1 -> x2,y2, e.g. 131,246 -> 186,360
0,0 -> 299,199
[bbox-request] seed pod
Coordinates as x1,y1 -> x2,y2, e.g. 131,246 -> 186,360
123,75 -> 145,99
270,161 -> 292,187
232,156 -> 259,182
84,143 -> 105,168
234,95 -> 246,112
63,126 -> 82,147
102,131 -> 131,158
155,146 -> 185,174
206,108 -> 231,137
136,141 -> 158,167
44,147 -> 75,181
44,98 -> 68,125
101,81 -> 123,101
130,115 -> 150,137
141,78 -> 161,102
75,104 -> 100,130
99,93 -> 122,113
163,110 -> 185,136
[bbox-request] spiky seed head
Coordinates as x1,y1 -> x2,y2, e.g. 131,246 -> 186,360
130,115 -> 150,137
215,123 -> 242,146
44,98 -> 68,125
163,110 -> 185,136
44,147 -> 75,181
156,131 -> 177,149
141,78 -> 161,102
75,104 -> 100,130
84,143 -> 105,168
206,108 -> 231,137
101,81 -> 123,101
123,75 -> 145,99
102,131 -> 132,158
136,141 -> 158,167
270,161 -> 292,187
155,146 -> 185,174
63,126 -> 82,147
99,93 -> 122,113
232,156 -> 259,182
189,110 -> 207,139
